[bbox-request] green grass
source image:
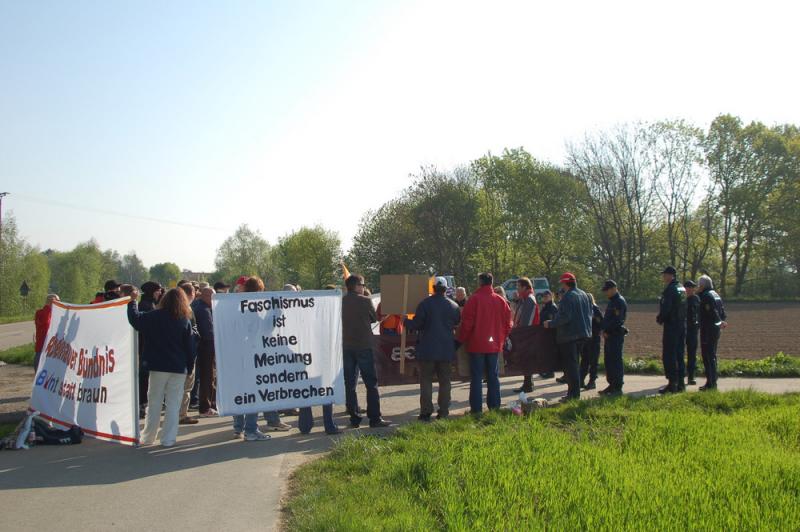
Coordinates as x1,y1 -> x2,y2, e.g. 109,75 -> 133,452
0,343 -> 35,366
0,314 -> 33,325
284,391 -> 800,531
618,352 -> 800,378
0,423 -> 16,439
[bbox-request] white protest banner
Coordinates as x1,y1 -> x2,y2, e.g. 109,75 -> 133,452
213,290 -> 345,416
29,299 -> 138,445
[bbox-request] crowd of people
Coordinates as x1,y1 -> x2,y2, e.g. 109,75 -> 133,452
31,266 -> 727,448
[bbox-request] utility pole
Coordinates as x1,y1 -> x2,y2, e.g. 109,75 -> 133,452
0,192 -> 9,314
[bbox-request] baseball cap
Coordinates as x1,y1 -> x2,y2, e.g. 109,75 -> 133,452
140,281 -> 163,294
104,279 -> 121,291
683,280 -> 697,288
434,276 -> 448,288
601,280 -> 617,291
559,272 -> 576,284
235,276 -> 248,286
661,266 -> 677,275
213,281 -> 231,291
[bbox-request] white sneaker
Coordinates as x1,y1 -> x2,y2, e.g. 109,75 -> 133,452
244,430 -> 271,441
199,408 -> 219,418
264,422 -> 291,432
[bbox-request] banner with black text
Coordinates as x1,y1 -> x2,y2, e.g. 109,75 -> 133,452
213,290 -> 345,415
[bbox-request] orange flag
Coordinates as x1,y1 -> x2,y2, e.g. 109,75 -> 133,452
341,261 -> 351,280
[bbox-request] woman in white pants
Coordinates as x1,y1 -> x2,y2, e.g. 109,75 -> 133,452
127,287 -> 196,447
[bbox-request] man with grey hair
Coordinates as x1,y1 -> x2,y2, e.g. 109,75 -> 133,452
454,287 -> 468,308
697,274 -> 727,391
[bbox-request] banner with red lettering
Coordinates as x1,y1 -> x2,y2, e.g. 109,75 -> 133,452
29,299 -> 138,445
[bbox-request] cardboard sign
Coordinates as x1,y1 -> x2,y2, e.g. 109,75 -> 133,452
379,275 -> 430,315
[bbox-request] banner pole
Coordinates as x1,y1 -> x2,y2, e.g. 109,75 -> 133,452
399,274 -> 408,375
132,317 -> 141,447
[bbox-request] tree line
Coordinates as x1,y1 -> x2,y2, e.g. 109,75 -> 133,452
349,114 -> 800,299
1,113 -> 797,316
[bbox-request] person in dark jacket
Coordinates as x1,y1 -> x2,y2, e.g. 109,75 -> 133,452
177,282 -> 201,426
657,266 -> 688,394
579,293 -> 603,390
127,287 -> 195,447
544,273 -> 592,400
697,275 -> 727,391
136,281 -> 163,416
457,272 -> 513,414
513,277 -> 541,393
684,280 -> 700,386
599,280 -> 627,396
537,290 -> 558,379
405,277 -> 461,420
192,287 -> 218,417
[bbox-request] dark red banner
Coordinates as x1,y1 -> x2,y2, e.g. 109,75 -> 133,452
504,325 -> 560,375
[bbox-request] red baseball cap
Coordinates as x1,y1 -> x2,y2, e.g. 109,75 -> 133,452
559,272 -> 576,284
235,275 -> 248,286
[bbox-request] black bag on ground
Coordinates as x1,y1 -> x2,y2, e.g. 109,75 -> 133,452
32,417 -> 83,445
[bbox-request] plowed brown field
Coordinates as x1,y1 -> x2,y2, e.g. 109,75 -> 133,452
622,302 -> 800,359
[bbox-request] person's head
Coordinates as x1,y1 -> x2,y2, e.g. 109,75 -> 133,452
200,287 -> 215,306
179,282 -> 195,301
345,274 -> 365,294
198,282 -> 210,290
119,284 -> 136,300
493,285 -> 507,300
661,266 -> 677,285
104,279 -> 121,294
455,287 -> 467,302
517,277 -> 533,294
158,288 -> 192,320
697,275 -> 714,293
540,290 -> 552,304
684,280 -> 697,297
141,281 -> 164,302
283,284 -> 298,292
234,276 -> 248,293
324,284 -> 337,290
559,272 -> 577,292
601,280 -> 618,299
45,293 -> 60,306
243,276 -> 265,293
433,276 -> 448,295
213,281 -> 230,294
478,272 -> 493,287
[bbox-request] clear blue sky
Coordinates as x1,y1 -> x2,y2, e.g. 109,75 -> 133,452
2,1 -> 798,272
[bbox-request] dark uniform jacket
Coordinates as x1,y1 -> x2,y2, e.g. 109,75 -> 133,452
590,304 -> 602,337
191,299 -> 214,356
540,301 -> 558,322
657,279 -> 687,329
127,302 -> 195,374
404,294 -> 461,362
686,294 -> 700,330
548,288 -> 592,344
698,290 -> 726,339
602,293 -> 628,335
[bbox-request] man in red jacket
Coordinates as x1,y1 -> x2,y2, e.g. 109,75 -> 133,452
457,272 -> 512,414
34,294 -> 60,371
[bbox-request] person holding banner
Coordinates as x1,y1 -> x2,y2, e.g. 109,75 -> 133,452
127,287 -> 197,447
343,274 -> 390,428
404,277 -> 461,421
33,293 -> 59,371
457,272 -> 512,414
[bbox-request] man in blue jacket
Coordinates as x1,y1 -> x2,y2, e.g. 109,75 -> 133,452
657,266 -> 688,394
599,280 -> 627,396
405,277 -> 461,421
543,272 -> 592,400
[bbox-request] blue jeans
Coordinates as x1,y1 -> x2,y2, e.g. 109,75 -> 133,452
262,411 -> 281,425
298,404 -> 337,434
233,413 -> 258,435
469,353 -> 500,413
343,348 -> 381,423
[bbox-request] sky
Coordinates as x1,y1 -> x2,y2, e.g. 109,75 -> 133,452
2,0 -> 798,272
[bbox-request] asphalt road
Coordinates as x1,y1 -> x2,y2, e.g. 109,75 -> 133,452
0,321 -> 33,351
2,374 -> 799,532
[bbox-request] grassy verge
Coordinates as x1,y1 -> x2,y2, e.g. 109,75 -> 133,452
284,391 -> 800,530
617,352 -> 800,378
0,343 -> 35,366
0,315 -> 33,325
0,423 -> 16,439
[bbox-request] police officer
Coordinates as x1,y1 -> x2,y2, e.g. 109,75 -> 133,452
697,274 -> 727,391
684,280 -> 700,386
657,266 -> 688,394
599,280 -> 627,396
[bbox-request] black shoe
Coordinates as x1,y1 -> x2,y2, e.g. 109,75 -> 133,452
598,386 -> 612,396
539,372 -> 555,379
556,376 -> 567,384
513,385 -> 533,393
417,415 -> 432,422
687,377 -> 697,385
349,416 -> 362,428
369,418 -> 392,428
676,384 -> 686,393
436,413 -> 449,420
699,383 -> 717,391
583,380 -> 596,390
325,427 -> 343,435
658,385 -> 675,395
608,388 -> 623,397
357,407 -> 367,415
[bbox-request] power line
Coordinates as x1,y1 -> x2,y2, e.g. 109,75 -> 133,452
12,193 -> 229,232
